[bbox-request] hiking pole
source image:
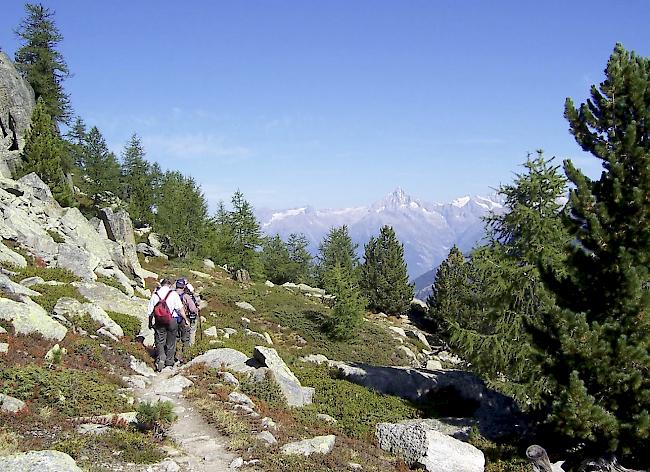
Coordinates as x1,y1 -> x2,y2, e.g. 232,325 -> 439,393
198,303 -> 203,342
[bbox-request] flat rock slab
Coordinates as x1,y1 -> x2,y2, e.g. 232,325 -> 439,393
185,348 -> 255,374
0,296 -> 67,341
281,435 -> 336,456
153,375 -> 194,394
0,393 -> 26,413
254,346 -> 314,407
0,450 -> 82,472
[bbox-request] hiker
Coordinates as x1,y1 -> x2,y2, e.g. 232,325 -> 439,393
175,278 -> 199,362
185,282 -> 201,345
147,278 -> 189,371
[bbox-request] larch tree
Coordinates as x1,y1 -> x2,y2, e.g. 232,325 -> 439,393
229,190 -> 262,276
121,133 -> 155,225
316,225 -> 359,293
83,126 -> 121,197
325,262 -> 366,340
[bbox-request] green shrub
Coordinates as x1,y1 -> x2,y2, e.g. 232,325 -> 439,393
14,265 -> 79,283
96,275 -> 129,295
53,435 -> 89,459
29,283 -> 87,313
0,364 -> 126,417
108,311 -> 141,338
240,371 -> 287,409
136,401 -> 177,430
469,429 -> 530,472
294,364 -> 421,439
46,229 -> 66,244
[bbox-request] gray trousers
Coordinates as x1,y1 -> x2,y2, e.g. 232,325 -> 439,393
154,321 -> 178,368
177,319 -> 197,362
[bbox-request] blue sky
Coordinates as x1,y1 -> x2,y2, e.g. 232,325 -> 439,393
1,1 -> 649,210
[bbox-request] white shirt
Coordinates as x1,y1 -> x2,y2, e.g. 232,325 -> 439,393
148,285 -> 184,319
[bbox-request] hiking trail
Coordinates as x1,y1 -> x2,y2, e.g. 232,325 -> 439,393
134,367 -> 236,472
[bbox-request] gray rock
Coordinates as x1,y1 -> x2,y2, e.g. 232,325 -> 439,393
123,375 -> 147,389
376,420 -> 485,472
99,207 -> 136,245
389,326 -> 407,338
76,423 -> 110,435
153,375 -> 193,394
297,283 -> 326,296
256,430 -> 278,446
96,327 -> 119,342
264,280 -> 275,287
426,359 -> 443,370
190,269 -> 212,279
223,327 -> 237,337
253,346 -> 314,407
234,269 -> 250,283
221,372 -> 240,387
0,325 -> 6,334
236,301 -> 256,312
0,296 -> 67,341
0,52 -> 35,179
136,242 -> 168,259
129,355 -> 157,377
148,232 -> 163,250
261,417 -> 277,430
398,345 -> 419,364
280,435 -> 336,456
229,457 -> 244,469
19,276 -> 45,287
244,328 -> 268,343
185,348 -> 255,373
203,258 -> 215,269
0,241 -> 26,268
0,272 -> 41,297
407,329 -> 432,350
0,393 -> 26,413
53,297 -> 124,338
411,298 -> 428,309
204,326 -> 218,337
300,354 -> 329,365
228,391 -> 255,408
0,342 -> 8,354
317,413 -> 337,424
0,450 -> 82,472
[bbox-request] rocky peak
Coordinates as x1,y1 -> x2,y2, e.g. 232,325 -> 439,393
0,52 -> 35,178
372,187 -> 419,211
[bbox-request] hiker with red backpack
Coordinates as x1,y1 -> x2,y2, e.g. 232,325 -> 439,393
175,278 -> 199,362
147,278 -> 190,372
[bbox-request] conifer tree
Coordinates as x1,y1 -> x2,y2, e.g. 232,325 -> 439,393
260,235 -> 292,284
534,44 -> 650,460
154,171 -> 209,257
325,262 -> 366,339
83,126 -> 121,197
229,190 -> 262,275
65,116 -> 88,168
361,225 -> 414,315
19,98 -> 73,206
121,134 -> 155,225
287,233 -> 313,284
207,201 -> 237,267
14,3 -> 70,124
317,225 -> 359,293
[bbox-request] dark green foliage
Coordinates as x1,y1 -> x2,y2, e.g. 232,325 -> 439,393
260,234 -> 292,284
136,401 -> 177,430
14,3 -> 70,124
324,263 -> 366,339
83,126 -> 122,198
361,225 -> 413,315
154,171 -> 210,258
0,364 -> 126,417
240,371 -> 287,409
533,44 -> 650,460
12,264 -> 79,283
19,98 -> 73,206
29,283 -> 87,313
107,311 -> 141,338
430,153 -> 569,406
286,233 -> 314,284
316,225 -> 359,293
65,116 -> 88,168
121,134 -> 157,225
229,190 -> 263,275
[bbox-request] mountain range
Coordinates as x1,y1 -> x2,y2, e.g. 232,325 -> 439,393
256,188 -> 503,298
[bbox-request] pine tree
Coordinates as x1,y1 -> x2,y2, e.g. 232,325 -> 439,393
429,153 -> 569,405
65,116 -> 88,168
154,171 -> 209,257
229,190 -> 262,275
19,98 -> 73,206
325,263 -> 366,339
533,44 -> 650,460
206,200 -> 237,267
121,134 -> 155,225
14,3 -> 70,124
317,225 -> 359,293
361,225 -> 414,315
260,235 -> 292,284
83,126 -> 121,197
287,233 -> 313,284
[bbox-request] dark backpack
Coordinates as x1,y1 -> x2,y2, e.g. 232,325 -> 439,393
182,292 -> 199,320
153,289 -> 174,326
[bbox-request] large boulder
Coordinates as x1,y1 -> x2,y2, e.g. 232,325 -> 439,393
53,297 -> 124,338
0,241 -> 26,268
185,348 -> 255,374
99,207 -> 136,245
280,435 -> 336,456
0,393 -> 26,413
72,281 -> 151,345
136,242 -> 168,259
0,51 -> 35,179
0,296 -> 67,341
0,272 -> 41,297
0,450 -> 83,472
253,346 -> 314,407
376,420 -> 485,472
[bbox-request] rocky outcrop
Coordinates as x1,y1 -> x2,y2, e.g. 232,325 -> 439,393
0,272 -> 41,297
280,435 -> 336,456
0,241 -> 26,268
0,450 -> 82,472
253,346 -> 314,407
376,420 -> 485,472
53,297 -> 124,338
185,348 -> 255,374
99,208 -> 136,245
0,52 -> 35,179
0,296 -> 67,341
136,242 -> 168,259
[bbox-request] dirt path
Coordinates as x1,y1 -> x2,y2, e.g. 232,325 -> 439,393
134,368 -> 236,472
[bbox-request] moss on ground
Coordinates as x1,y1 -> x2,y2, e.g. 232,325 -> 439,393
29,283 -> 88,313
107,311 -> 141,338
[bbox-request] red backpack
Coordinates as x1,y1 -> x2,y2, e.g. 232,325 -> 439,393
153,289 -> 174,326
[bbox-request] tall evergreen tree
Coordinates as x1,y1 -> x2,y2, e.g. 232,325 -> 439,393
533,44 -> 650,461
287,233 -> 313,284
14,3 -> 70,124
317,225 -> 359,293
121,134 -> 154,225
325,262 -> 366,340
65,116 -> 88,168
229,190 -> 262,275
19,98 -> 73,206
154,171 -> 209,257
361,225 -> 414,315
206,200 -> 237,267
260,235 -> 292,284
83,126 -> 121,197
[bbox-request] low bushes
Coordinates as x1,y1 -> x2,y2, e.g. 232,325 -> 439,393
108,311 -> 141,338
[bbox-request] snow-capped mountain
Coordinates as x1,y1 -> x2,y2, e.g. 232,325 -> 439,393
256,188 -> 503,284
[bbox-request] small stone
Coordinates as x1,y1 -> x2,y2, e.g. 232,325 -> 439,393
228,391 -> 255,409
221,372 -> 240,387
19,276 -> 45,287
316,413 -> 337,424
76,423 -> 110,435
229,457 -> 244,468
261,417 -> 277,430
256,430 -> 277,446
45,343 -> 66,362
236,301 -> 256,312
203,258 -> 216,270
263,332 -> 273,345
264,280 -> 275,287
426,359 -> 443,370
0,342 -> 8,354
130,355 -> 157,377
280,435 -> 336,456
159,459 -> 181,472
204,326 -> 218,337
153,375 -> 193,394
0,393 -> 26,414
300,354 -> 329,365
0,326 -> 6,334
223,327 -> 237,337
389,326 -> 407,338
241,316 -> 251,324
348,463 -> 362,470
